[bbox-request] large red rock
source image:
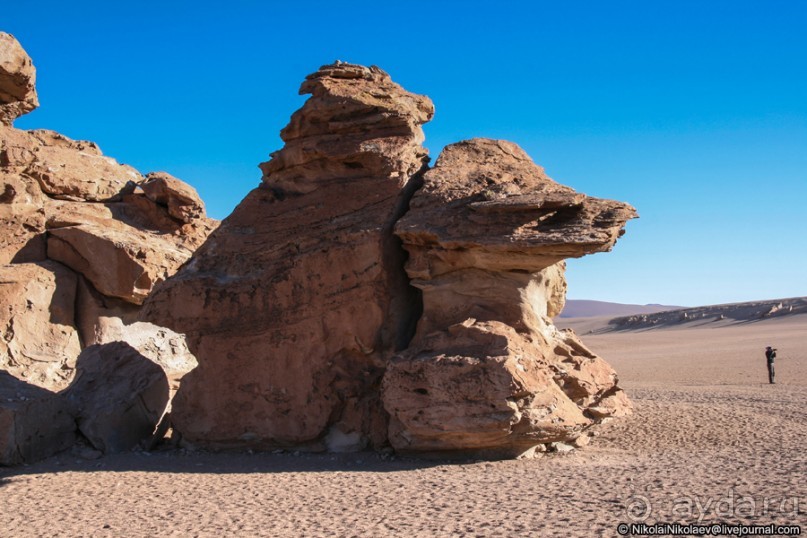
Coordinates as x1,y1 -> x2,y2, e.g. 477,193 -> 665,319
0,33 -> 38,126
142,63 -> 434,450
0,124 -> 216,390
384,139 -> 636,457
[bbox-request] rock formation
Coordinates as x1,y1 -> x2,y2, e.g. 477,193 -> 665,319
0,33 -> 38,126
2,30 -> 636,462
384,139 -> 635,456
143,63 -> 637,457
0,32 -> 216,464
143,63 -> 434,450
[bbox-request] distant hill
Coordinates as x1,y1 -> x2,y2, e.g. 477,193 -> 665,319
606,296 -> 807,331
557,297 -> 807,334
558,300 -> 682,318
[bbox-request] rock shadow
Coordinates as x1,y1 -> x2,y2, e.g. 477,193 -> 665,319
64,342 -> 169,454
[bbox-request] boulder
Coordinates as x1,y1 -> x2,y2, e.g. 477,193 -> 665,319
47,220 -> 195,305
142,62 -> 434,449
0,261 -> 82,390
64,342 -> 169,453
383,139 -> 636,457
0,33 -> 38,126
140,172 -> 206,223
0,371 -> 75,465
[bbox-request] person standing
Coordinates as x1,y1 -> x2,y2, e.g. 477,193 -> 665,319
765,346 -> 776,384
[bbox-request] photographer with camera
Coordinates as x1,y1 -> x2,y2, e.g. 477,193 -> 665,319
764,346 -> 777,384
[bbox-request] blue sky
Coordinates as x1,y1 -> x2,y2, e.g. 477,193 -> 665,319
5,1 -> 806,306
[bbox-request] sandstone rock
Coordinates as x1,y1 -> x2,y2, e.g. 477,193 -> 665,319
0,170 -> 46,264
0,34 -> 217,465
382,138 -> 635,457
24,138 -> 140,202
0,33 -> 38,126
64,342 -> 169,453
140,64 -> 637,458
0,371 -> 75,466
142,62 -> 434,449
47,220 -> 195,305
383,320 -> 591,458
140,172 -> 206,223
394,139 -> 637,279
0,261 -> 82,390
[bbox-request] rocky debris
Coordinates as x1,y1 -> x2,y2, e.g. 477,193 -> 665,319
0,371 -> 75,465
0,34 -> 214,464
64,342 -> 169,453
142,62 -> 434,450
0,33 -> 38,126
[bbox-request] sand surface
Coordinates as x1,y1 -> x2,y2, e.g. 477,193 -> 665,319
2,316 -> 805,537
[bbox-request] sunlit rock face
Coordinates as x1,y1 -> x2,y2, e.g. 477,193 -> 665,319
0,33 -> 38,126
383,138 -> 636,457
0,32 -> 215,464
142,63 -> 435,450
143,63 -> 636,458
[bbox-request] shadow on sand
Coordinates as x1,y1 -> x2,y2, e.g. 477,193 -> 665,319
0,449 -> 455,485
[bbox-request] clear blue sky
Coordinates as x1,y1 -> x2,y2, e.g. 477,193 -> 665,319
5,1 -> 806,306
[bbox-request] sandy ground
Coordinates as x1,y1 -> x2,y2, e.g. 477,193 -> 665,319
1,316 -> 805,537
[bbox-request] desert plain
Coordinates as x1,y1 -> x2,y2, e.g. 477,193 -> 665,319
1,311 -> 804,537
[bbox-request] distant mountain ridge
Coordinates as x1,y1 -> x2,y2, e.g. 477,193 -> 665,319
556,297 -> 807,334
607,296 -> 807,331
559,300 -> 682,318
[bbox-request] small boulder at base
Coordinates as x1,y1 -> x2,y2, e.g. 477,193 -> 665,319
64,342 -> 169,453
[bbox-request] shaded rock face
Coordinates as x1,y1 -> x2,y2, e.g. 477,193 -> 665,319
64,343 -> 169,453
0,33 -> 213,463
143,63 -> 434,449
0,371 -> 75,466
384,139 -> 636,456
144,65 -> 636,458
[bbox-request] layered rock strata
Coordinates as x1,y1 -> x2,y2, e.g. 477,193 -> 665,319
144,63 -> 637,457
144,63 -> 434,450
384,139 -> 636,456
0,33 -> 216,463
